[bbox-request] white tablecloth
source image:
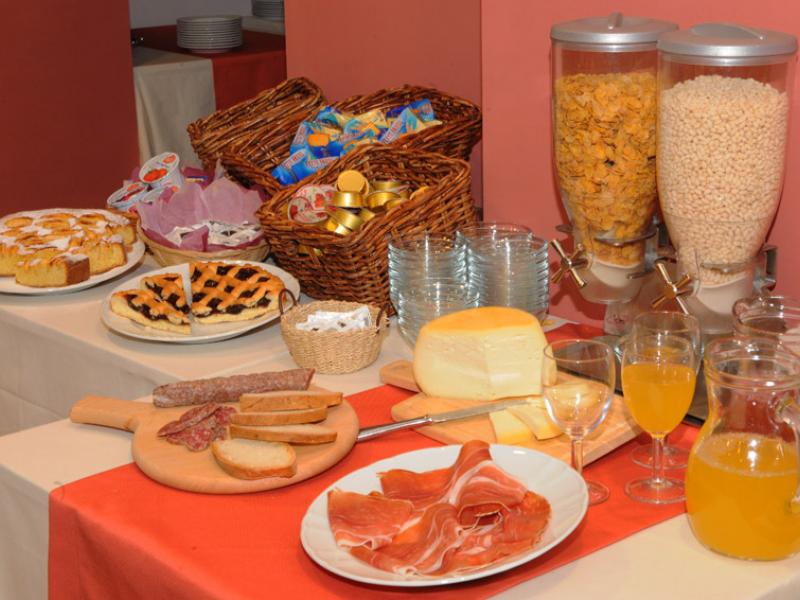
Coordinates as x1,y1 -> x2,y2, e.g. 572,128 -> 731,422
0,260 -> 798,598
133,46 -> 214,167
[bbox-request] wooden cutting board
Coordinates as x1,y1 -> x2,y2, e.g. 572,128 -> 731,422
381,360 -> 639,465
69,394 -> 358,494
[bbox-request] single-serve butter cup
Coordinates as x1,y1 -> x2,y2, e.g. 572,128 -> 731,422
331,190 -> 364,208
336,170 -> 370,195
366,190 -> 399,211
139,152 -> 184,189
106,181 -> 148,212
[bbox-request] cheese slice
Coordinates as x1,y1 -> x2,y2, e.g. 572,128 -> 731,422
413,307 -> 547,401
507,399 -> 562,440
489,410 -> 533,445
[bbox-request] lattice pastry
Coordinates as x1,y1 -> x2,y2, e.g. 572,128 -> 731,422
110,289 -> 191,335
189,261 -> 284,324
142,273 -> 189,314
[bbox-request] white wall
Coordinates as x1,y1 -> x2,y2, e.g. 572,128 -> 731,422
129,0 -> 252,28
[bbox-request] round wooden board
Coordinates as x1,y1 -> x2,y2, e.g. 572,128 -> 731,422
71,396 -> 359,494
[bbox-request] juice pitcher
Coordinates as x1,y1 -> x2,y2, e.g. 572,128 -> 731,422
686,337 -> 800,560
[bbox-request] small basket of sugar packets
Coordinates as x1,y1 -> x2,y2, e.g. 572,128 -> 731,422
279,290 -> 389,374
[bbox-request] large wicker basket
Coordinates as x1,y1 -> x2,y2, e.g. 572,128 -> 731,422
187,77 -> 325,173
257,145 -> 478,310
222,84 -> 482,195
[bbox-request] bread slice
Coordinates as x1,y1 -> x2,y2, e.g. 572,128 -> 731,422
239,390 -> 343,412
211,438 -> 296,479
229,423 -> 338,445
230,406 -> 327,426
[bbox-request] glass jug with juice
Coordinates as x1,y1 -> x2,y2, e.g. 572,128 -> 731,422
686,337 -> 800,560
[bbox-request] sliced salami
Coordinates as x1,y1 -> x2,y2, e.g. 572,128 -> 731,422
157,402 -> 220,437
152,369 -> 315,408
162,404 -> 239,451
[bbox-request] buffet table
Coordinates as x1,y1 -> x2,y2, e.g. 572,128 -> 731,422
0,274 -> 800,599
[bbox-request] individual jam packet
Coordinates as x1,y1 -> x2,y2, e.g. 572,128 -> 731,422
272,149 -> 337,186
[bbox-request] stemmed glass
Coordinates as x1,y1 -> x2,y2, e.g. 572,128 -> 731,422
629,311 -> 701,470
621,334 -> 697,504
542,339 -> 616,505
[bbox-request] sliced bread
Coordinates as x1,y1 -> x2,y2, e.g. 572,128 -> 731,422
229,423 -> 338,445
230,406 -> 327,426
239,390 -> 343,412
211,438 -> 296,480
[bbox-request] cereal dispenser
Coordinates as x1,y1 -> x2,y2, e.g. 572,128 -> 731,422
550,14 -> 677,331
656,24 -> 797,333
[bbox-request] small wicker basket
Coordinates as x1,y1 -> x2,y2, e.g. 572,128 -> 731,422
137,223 -> 270,267
279,291 -> 389,375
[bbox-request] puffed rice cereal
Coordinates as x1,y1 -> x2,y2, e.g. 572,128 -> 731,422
553,71 -> 657,266
658,75 -> 789,284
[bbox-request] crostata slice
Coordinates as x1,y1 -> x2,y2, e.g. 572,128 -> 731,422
110,289 -> 191,335
189,261 -> 284,324
142,272 -> 190,315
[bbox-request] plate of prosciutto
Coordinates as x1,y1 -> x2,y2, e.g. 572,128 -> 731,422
300,440 -> 588,586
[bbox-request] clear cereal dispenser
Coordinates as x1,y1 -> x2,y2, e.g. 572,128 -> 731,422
657,24 -> 797,333
550,13 -> 677,325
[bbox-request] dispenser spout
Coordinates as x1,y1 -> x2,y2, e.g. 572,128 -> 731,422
551,239 -> 588,288
650,260 -> 693,315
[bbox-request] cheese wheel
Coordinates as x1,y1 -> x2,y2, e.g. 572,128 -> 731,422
413,307 -> 547,401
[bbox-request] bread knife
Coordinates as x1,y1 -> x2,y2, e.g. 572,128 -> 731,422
357,398 -> 532,442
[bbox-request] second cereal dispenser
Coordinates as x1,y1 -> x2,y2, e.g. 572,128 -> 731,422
550,13 -> 677,328
657,24 -> 796,333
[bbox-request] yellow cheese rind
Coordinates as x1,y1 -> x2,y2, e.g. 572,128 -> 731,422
489,410 -> 533,445
413,307 -> 547,401
507,400 -> 562,440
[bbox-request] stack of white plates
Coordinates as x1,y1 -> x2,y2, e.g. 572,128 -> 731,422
252,0 -> 284,21
177,16 -> 243,53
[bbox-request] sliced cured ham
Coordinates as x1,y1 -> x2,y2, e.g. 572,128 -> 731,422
380,440 -> 529,525
328,490 -> 414,550
327,440 -> 552,577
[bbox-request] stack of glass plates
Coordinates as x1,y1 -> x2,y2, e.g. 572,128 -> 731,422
252,0 -> 285,21
176,16 -> 243,53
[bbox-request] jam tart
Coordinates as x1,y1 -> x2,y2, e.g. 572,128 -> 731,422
142,273 -> 189,314
189,261 -> 284,324
110,289 -> 191,335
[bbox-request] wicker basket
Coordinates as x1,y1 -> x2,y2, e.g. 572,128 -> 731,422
187,77 -> 325,173
257,145 -> 478,310
279,292 -> 389,375
137,223 -> 270,267
221,83 -> 482,195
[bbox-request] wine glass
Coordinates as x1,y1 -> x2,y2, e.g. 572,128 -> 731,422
621,333 -> 697,504
542,339 -> 616,505
629,311 -> 701,470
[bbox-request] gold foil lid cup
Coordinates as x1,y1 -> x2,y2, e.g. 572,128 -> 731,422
324,218 -> 352,236
358,208 -> 378,223
331,190 -> 364,208
367,191 -> 399,210
385,198 -> 407,210
328,207 -> 364,232
336,170 -> 369,195
372,180 -> 402,192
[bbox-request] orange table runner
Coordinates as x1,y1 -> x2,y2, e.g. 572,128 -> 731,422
49,323 -> 699,598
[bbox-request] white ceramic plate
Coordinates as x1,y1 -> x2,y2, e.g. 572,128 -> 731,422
0,208 -> 145,296
102,260 -> 299,344
301,444 -> 588,587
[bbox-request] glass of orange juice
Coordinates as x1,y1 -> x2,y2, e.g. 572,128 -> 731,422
686,336 -> 800,560
630,311 -> 701,470
542,339 -> 616,505
621,333 -> 697,504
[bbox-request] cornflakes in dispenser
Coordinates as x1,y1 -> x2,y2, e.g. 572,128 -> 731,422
553,71 -> 658,265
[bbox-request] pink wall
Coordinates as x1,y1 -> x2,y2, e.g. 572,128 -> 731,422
284,0 -> 483,203
481,1 -> 800,326
0,0 -> 138,214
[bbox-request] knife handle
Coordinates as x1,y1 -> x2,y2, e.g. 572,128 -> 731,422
357,415 -> 433,442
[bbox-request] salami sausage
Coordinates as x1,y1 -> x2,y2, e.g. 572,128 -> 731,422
163,405 -> 237,451
152,368 -> 314,408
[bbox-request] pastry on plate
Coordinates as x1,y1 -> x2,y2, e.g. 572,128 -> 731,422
189,261 -> 284,324
15,252 -> 91,287
142,272 -> 189,314
110,288 -> 191,335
